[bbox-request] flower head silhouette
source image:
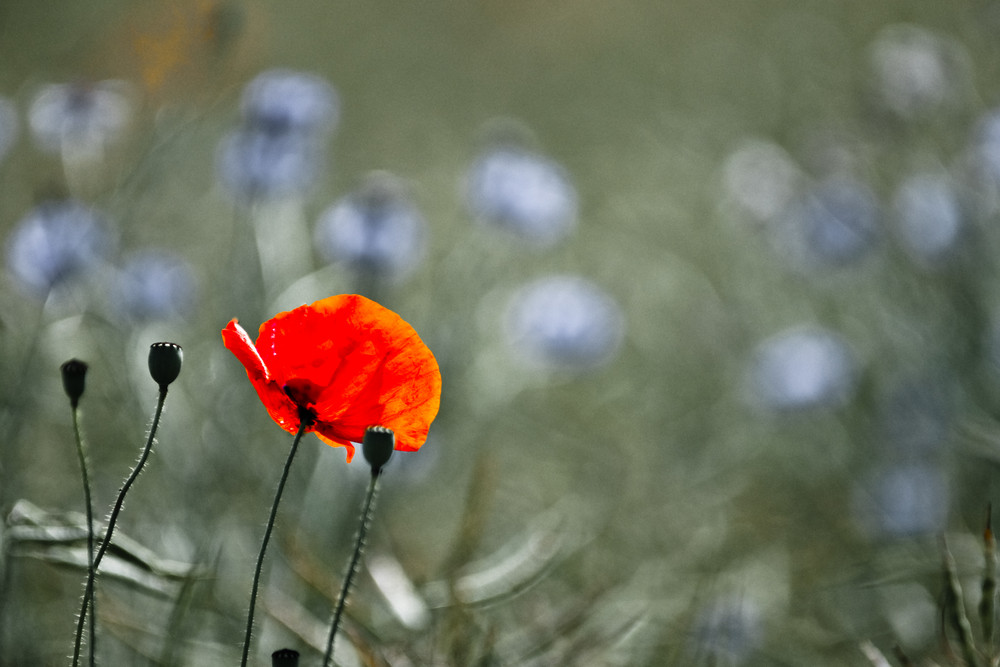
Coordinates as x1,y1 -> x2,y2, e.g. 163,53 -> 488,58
222,294 -> 441,461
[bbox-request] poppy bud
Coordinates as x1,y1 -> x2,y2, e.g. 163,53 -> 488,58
148,342 -> 183,389
271,648 -> 300,666
60,358 -> 88,407
363,425 -> 394,474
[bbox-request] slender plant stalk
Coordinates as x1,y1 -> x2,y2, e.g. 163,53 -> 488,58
943,538 -> 983,667
69,404 -> 96,667
240,419 -> 309,667
982,503 -> 997,656
323,471 -> 381,667
74,386 -> 168,664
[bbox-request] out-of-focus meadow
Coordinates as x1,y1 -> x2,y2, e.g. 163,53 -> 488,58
3,0 -> 1000,664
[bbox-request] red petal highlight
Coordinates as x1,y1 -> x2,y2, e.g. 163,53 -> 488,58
222,319 -> 269,381
222,318 -> 303,435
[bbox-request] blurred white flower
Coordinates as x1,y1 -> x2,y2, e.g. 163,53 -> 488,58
869,24 -> 968,119
722,139 -> 801,222
315,172 -> 426,280
504,275 -> 624,371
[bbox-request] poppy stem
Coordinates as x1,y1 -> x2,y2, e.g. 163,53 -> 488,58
69,402 -> 96,667
322,470 -> 381,667
75,385 -> 168,665
239,418 -> 309,667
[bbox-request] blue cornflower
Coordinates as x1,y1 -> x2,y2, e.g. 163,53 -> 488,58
747,326 -> 855,411
315,172 -> 426,280
6,199 -> 113,295
465,146 -> 577,246
28,80 -> 131,157
504,275 -> 624,371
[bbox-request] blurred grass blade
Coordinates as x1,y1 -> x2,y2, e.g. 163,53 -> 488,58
367,553 -> 430,630
424,498 -> 587,609
6,499 -> 201,596
265,587 -> 371,665
859,640 -> 891,667
440,451 -> 497,580
942,537 -> 983,667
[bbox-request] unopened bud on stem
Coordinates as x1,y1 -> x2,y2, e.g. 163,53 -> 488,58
272,648 -> 300,667
362,426 -> 394,475
148,342 -> 183,390
60,359 -> 88,408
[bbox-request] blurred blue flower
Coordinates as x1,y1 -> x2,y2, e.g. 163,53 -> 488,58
973,109 -> 1000,184
748,326 -> 855,411
216,127 -> 322,200
0,96 -> 18,164
854,462 -> 948,538
778,178 -> 881,268
879,376 -> 954,456
240,69 -> 339,137
28,80 -> 131,156
465,146 -> 577,245
504,275 -> 624,371
892,172 -> 964,267
315,172 -> 426,279
6,199 -> 112,295
112,249 -> 196,321
689,596 -> 762,666
217,70 -> 338,201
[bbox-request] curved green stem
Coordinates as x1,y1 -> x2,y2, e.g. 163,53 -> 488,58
74,387 -> 168,665
70,405 -> 96,667
240,420 -> 308,667
323,471 -> 380,667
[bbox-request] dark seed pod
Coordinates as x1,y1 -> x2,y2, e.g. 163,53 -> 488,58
148,342 -> 183,390
271,648 -> 300,667
60,359 -> 88,407
362,425 -> 395,474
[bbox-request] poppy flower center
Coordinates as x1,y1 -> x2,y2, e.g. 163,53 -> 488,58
283,379 -> 321,422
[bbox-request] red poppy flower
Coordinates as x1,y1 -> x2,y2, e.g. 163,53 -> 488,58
222,294 -> 441,461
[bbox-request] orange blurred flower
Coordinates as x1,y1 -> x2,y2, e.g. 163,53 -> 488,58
223,295 -> 441,461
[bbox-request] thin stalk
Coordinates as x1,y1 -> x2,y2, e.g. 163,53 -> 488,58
239,419 -> 308,667
982,503 -> 997,657
943,538 -> 983,667
69,404 -> 96,667
74,386 -> 168,665
323,471 -> 381,667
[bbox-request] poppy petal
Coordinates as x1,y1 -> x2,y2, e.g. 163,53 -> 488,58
309,295 -> 441,450
223,318 -> 304,434
222,319 -> 270,381
313,428 -> 357,462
